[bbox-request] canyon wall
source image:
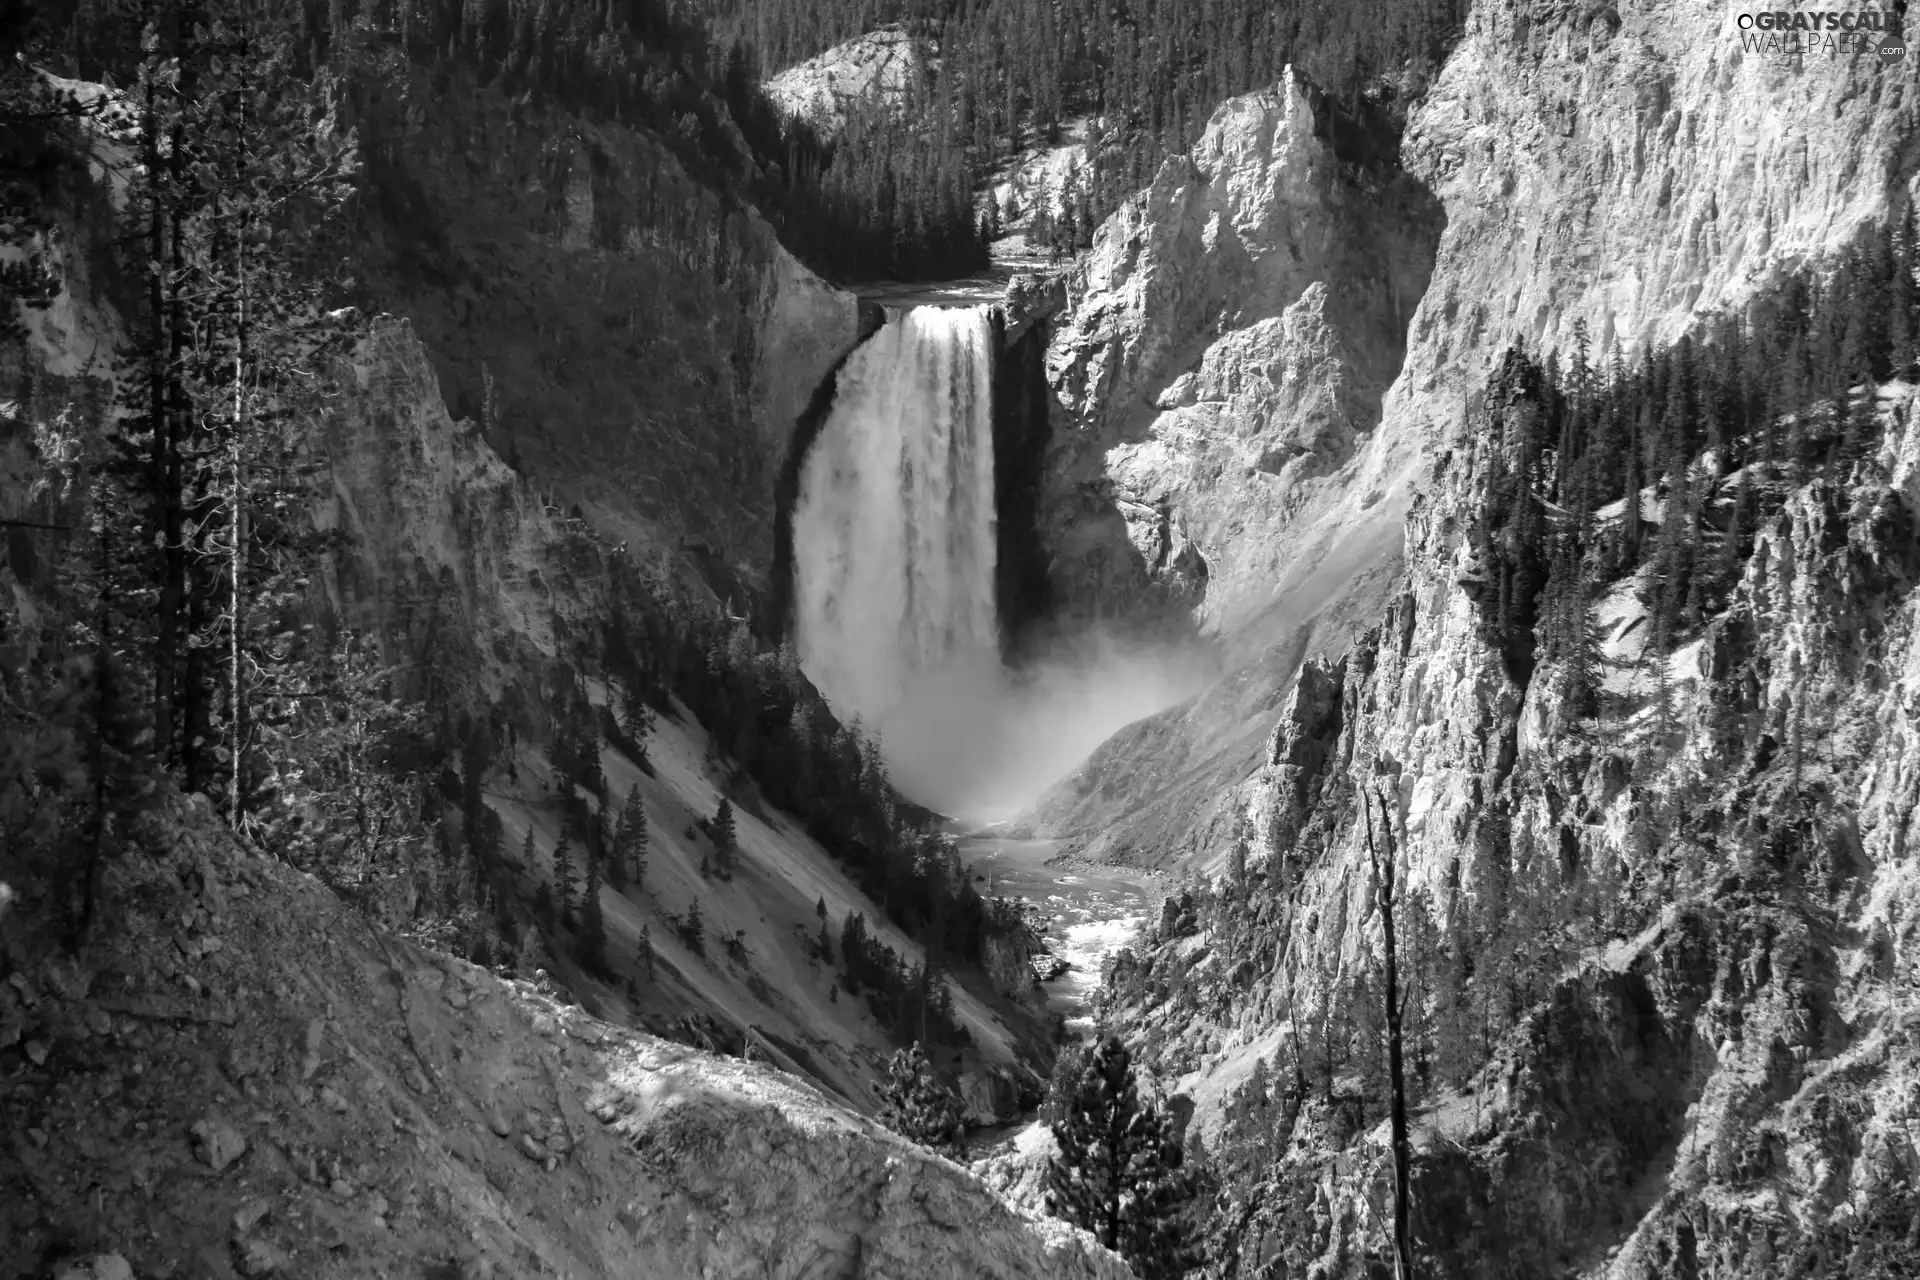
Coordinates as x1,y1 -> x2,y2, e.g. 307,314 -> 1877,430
1082,377 -> 1920,1274
1040,68 -> 1442,640
764,27 -> 935,136
344,51 -> 861,598
1027,0 -> 1917,869
1019,1 -> 1920,1270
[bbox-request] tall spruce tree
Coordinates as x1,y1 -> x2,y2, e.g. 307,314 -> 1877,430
552,834 -> 576,929
711,796 -> 737,879
683,898 -> 704,955
617,784 -> 649,889
1047,1036 -> 1199,1280
601,809 -> 624,891
577,849 -> 606,973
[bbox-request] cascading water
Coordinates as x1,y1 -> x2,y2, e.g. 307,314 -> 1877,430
792,303 -> 1214,819
790,306 -> 1000,754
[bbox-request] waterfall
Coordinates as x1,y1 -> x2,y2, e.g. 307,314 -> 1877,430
791,305 -> 1000,744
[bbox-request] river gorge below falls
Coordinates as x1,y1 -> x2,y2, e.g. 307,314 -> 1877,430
959,835 -> 1157,1036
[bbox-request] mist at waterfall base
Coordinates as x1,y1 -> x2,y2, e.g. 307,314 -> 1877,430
876,629 -> 1217,821
790,303 -> 1215,822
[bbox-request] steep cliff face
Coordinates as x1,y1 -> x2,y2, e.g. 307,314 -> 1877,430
1041,69 -> 1442,636
0,793 -> 1130,1280
346,52 -> 859,591
1080,369 -> 1920,1272
320,318 -> 577,717
1383,0 -> 1913,488
1027,0 -> 1918,870
1014,1 -> 1920,1267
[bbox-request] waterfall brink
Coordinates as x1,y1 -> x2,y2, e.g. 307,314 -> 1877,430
792,305 -> 1000,748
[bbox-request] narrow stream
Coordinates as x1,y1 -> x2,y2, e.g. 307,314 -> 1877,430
958,833 -> 1155,1036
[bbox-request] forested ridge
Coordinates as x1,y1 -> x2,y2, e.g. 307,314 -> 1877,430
1469,208 -> 1920,708
37,0 -> 991,281
28,0 -> 1470,286
698,0 -> 1469,259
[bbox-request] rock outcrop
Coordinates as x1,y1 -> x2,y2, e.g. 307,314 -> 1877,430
982,928 -> 1043,1000
321,316 -> 582,722
0,793 -> 1130,1280
1018,71 -> 1439,865
764,28 -> 933,138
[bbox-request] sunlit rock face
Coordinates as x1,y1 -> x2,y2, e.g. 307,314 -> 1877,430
1063,3 -> 1920,1268
1023,0 -> 1918,870
1041,68 -> 1443,639
765,28 -> 934,137
1388,0 -> 1917,480
1096,376 -> 1920,1273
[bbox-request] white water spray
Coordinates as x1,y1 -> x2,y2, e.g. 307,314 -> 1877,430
792,305 -> 1001,740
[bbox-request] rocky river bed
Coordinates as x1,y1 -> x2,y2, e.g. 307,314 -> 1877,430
957,834 -> 1161,1036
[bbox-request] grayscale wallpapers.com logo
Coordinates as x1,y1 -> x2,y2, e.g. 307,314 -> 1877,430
1736,9 -> 1908,59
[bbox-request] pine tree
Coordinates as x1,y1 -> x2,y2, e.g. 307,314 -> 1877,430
553,834 -> 576,929
617,785 -> 648,888
878,1042 -> 965,1151
1363,784 -> 1414,1280
620,696 -> 653,774
1893,203 -> 1918,377
712,796 -> 737,879
601,809 -> 624,891
1047,1037 -> 1199,1280
577,850 -> 606,973
683,899 -> 705,955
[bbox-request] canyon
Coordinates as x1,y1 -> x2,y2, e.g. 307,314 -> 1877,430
4,0 -> 1920,1274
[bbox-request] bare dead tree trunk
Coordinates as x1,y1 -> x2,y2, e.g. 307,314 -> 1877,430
1365,785 -> 1414,1280
228,23 -> 251,830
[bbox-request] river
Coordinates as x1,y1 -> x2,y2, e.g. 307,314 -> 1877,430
958,833 -> 1157,1036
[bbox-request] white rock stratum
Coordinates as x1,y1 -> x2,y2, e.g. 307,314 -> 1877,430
765,28 -> 933,137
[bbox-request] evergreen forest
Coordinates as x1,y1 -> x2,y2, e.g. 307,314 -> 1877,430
696,0 -> 1471,258
33,0 -> 1475,284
